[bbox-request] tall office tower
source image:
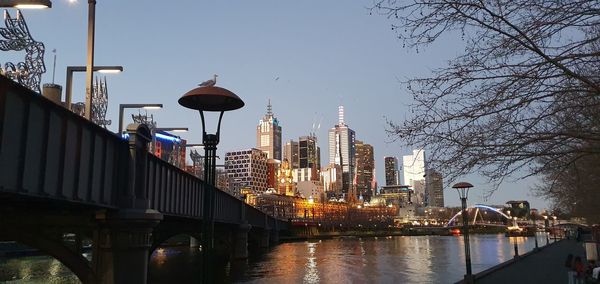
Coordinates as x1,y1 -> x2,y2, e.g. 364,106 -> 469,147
328,106 -> 356,196
355,140 -> 374,198
299,135 -> 321,179
384,156 -> 399,186
425,169 -> 444,207
283,140 -> 299,169
403,149 -> 426,206
256,100 -> 282,160
225,148 -> 269,194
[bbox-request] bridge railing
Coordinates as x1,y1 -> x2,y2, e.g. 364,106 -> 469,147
146,154 -> 204,218
0,75 -> 127,208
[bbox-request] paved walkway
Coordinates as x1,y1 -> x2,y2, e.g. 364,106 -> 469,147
470,240 -> 586,284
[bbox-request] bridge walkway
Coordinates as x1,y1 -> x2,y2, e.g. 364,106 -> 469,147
458,239 -> 586,284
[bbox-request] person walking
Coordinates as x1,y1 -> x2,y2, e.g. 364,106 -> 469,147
573,256 -> 585,284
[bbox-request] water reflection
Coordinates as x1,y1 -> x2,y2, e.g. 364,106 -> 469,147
0,235 -> 543,283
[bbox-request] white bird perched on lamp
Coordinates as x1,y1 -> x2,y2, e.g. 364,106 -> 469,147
198,74 -> 218,87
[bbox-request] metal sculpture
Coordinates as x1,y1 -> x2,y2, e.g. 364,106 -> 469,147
190,149 -> 204,178
131,111 -> 157,130
0,10 -> 46,93
92,76 -> 111,128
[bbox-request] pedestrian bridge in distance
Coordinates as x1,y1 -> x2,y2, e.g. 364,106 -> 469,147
446,204 -> 512,227
0,76 -> 288,283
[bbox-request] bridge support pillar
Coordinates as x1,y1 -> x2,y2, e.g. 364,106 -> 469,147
270,228 -> 279,245
260,228 -> 270,248
93,209 -> 162,284
233,223 -> 251,259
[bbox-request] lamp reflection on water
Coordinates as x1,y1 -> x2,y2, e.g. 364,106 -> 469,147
304,242 -> 320,283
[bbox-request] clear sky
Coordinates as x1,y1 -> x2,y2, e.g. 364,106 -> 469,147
3,0 -> 549,209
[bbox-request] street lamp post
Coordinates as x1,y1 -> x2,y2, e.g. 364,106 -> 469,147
452,182 -> 474,284
513,216 -> 519,257
531,211 -> 539,250
552,216 -> 557,240
543,215 -> 549,245
66,65 -> 122,111
178,83 -> 244,283
118,103 -> 163,134
84,0 -> 96,120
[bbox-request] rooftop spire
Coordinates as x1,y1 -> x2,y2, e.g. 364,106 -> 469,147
267,99 -> 273,116
338,105 -> 345,125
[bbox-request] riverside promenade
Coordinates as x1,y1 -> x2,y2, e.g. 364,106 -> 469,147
457,239 -> 586,283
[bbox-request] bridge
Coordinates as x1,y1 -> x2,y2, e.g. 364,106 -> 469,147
0,76 -> 288,283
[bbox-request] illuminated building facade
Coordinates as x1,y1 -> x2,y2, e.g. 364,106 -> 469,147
328,106 -> 356,196
321,163 -> 342,195
256,100 -> 282,160
403,149 -> 426,206
225,148 -> 268,194
277,159 -> 295,196
355,140 -> 374,198
153,131 -> 186,168
384,156 -> 400,186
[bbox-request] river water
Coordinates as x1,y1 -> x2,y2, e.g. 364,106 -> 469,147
0,234 -> 548,283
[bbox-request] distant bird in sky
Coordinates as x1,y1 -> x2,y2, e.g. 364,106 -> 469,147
199,74 -> 218,87
275,76 -> 279,81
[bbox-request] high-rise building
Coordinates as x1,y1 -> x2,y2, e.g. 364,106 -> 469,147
283,140 -> 299,169
299,135 -> 320,180
403,149 -> 426,206
225,148 -> 269,194
321,163 -> 342,195
355,140 -> 374,198
328,106 -> 356,196
256,100 -> 282,160
384,156 -> 400,186
425,169 -> 444,207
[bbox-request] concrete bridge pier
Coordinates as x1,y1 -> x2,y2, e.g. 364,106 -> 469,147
232,223 -> 251,259
270,222 -> 280,245
260,228 -> 271,248
93,209 -> 162,284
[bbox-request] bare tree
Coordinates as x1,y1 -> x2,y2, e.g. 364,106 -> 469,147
372,0 -> 600,189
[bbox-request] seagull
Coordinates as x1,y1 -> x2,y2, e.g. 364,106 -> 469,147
198,74 -> 218,87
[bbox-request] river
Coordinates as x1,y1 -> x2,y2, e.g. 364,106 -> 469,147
0,234 -> 548,283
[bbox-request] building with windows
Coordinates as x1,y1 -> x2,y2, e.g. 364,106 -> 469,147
299,135 -> 320,175
328,106 -> 356,197
321,163 -> 342,195
225,148 -> 269,194
256,100 -> 282,160
283,140 -> 299,169
425,169 -> 444,207
384,156 -> 400,186
403,149 -> 426,207
355,140 -> 374,199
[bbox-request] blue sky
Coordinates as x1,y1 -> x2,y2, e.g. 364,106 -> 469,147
3,0 -> 548,209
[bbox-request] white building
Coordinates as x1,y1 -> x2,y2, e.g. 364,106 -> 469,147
328,106 -> 356,196
403,149 -> 426,206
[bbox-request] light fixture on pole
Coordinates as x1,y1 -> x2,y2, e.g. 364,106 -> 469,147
84,0 -> 96,121
543,215 -> 549,245
0,0 -> 52,8
118,103 -> 162,134
531,210 -> 538,250
66,65 -> 123,111
452,182 -> 474,284
513,216 -> 519,257
178,83 -> 244,283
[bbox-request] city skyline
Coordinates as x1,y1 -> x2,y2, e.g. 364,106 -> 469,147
7,1 -> 547,209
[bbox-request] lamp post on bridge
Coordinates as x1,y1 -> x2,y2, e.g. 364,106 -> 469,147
66,65 -> 123,111
452,182 -> 474,284
531,210 -> 539,250
178,83 -> 244,283
118,103 -> 163,134
512,216 -> 519,257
